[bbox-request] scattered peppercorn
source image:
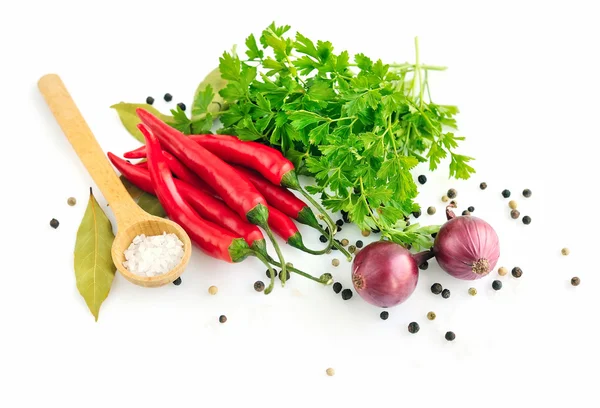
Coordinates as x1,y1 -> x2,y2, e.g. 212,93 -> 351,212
348,245 -> 356,254
380,311 -> 389,320
427,206 -> 436,215
427,311 -> 436,320
431,283 -> 443,295
417,175 -> 427,184
67,197 -> 77,206
370,226 -> 380,233
571,277 -> 580,286
512,267 -> 523,278
319,235 -> 327,243
419,261 -> 429,270
412,209 -> 422,218
177,102 -> 186,111
354,241 -> 364,250
332,258 -> 340,267
468,206 -> 475,213
253,281 -> 265,292
450,200 -> 458,207
163,93 -> 173,102
510,209 -> 520,219
332,282 -> 342,294
502,189 -> 511,198
341,289 -> 353,300
208,285 -> 218,295
408,322 -> 420,334
492,280 -> 503,291
266,269 -> 277,278
341,239 -> 349,247
445,331 -> 456,341
498,267 -> 508,276
146,96 -> 154,105
462,210 -> 470,216
337,225 -> 342,232
50,218 -> 59,229
326,368 -> 335,376
341,210 -> 350,223
509,200 -> 518,210
480,182 -> 487,190
335,219 -> 344,227
219,315 -> 227,323
447,188 -> 457,199
361,230 -> 371,237
173,277 -> 182,286
442,289 -> 451,299
523,189 -> 532,198
278,270 -> 290,281
431,232 -> 438,238
561,248 -> 570,256
522,216 -> 531,225
468,287 -> 477,296
442,195 -> 449,202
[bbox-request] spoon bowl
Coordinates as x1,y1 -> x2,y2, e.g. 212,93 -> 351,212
39,74 -> 192,287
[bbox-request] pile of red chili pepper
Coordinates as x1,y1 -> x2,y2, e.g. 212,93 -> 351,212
108,109 -> 350,293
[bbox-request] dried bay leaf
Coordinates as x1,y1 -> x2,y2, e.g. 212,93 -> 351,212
74,189 -> 116,321
193,67 -> 227,116
111,103 -> 174,143
119,175 -> 166,218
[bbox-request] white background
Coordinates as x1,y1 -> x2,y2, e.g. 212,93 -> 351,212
1,1 -> 599,407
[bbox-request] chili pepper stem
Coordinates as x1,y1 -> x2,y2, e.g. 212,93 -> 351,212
253,251 -> 277,294
316,226 -> 353,261
262,225 -> 288,287
287,231 -> 334,256
264,254 -> 331,285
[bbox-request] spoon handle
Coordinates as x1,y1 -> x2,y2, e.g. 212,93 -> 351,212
38,74 -> 144,226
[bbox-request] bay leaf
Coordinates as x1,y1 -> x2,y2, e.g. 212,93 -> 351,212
74,189 -> 116,321
193,67 -> 227,116
119,175 -> 166,217
111,103 -> 174,143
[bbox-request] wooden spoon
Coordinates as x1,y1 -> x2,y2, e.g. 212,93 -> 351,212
38,74 -> 192,288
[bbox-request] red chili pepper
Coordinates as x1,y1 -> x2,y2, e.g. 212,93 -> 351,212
136,109 -> 289,284
110,151 -> 330,286
125,132 -> 339,255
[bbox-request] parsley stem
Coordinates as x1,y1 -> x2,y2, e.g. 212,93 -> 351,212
415,37 -> 424,110
348,63 -> 446,71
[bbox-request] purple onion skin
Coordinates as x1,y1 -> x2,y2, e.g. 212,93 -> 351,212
352,241 -> 434,308
433,208 -> 500,280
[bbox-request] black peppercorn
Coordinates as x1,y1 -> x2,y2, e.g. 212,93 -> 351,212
512,267 -> 523,278
173,277 -> 182,286
412,209 -> 421,218
502,189 -> 511,198
266,269 -> 278,278
522,216 -> 531,225
50,218 -> 60,229
431,232 -> 438,239
337,225 -> 342,232
371,226 -> 380,233
332,282 -> 342,294
468,206 -> 475,213
522,189 -> 532,198
492,280 -> 502,290
431,283 -> 443,295
480,182 -> 487,190
510,209 -> 521,219
356,240 -> 364,248
462,210 -> 470,216
341,289 -> 353,300
278,270 -> 290,281
441,289 -> 451,299
254,281 -> 265,292
408,322 -> 420,334
319,235 -> 327,243
163,93 -> 173,102
336,219 -> 344,227
341,210 -> 350,223
380,311 -> 389,320
447,188 -> 457,199
146,96 -> 154,105
419,261 -> 429,270
177,102 -> 186,111
418,175 -> 427,184
219,315 -> 227,323
445,331 -> 456,341
571,277 -> 580,286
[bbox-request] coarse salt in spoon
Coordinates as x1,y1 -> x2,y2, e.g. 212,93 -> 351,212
38,74 -> 192,287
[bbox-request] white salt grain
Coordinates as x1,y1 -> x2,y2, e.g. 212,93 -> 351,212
123,232 -> 184,277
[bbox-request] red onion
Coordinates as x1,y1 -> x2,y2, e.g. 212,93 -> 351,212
433,204 -> 500,280
352,241 -> 434,308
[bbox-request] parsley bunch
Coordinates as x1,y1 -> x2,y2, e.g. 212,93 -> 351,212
214,23 -> 474,249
